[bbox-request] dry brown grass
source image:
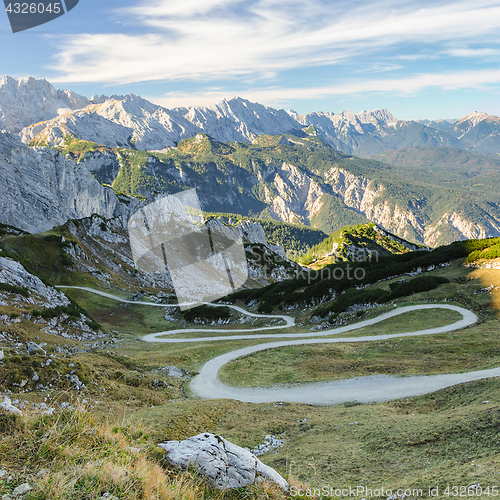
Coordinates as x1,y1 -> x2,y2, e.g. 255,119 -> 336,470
0,405 -> 292,499
470,266 -> 500,312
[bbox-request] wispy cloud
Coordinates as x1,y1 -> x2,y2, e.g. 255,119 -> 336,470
149,69 -> 500,109
445,47 -> 500,58
49,0 -> 500,86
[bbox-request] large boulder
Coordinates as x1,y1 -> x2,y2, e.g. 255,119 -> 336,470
158,432 -> 289,491
0,396 -> 22,416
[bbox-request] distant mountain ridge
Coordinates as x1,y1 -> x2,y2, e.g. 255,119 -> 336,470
289,108 -> 463,155
446,111 -> 500,154
53,131 -> 500,246
20,93 -> 301,150
5,75 -> 499,157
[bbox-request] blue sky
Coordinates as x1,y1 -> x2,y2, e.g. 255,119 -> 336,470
2,0 -> 500,119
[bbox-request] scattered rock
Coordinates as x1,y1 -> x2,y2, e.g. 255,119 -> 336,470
66,374 -> 86,391
0,350 -> 3,361
12,483 -> 32,496
100,494 -> 119,500
161,366 -> 184,378
0,396 -> 22,416
249,435 -> 285,456
158,433 -> 289,491
36,469 -> 50,478
26,341 -> 46,356
0,469 -> 7,479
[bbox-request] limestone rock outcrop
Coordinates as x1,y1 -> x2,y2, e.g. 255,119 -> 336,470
158,433 -> 289,491
0,132 -> 138,233
0,256 -> 70,307
0,396 -> 22,416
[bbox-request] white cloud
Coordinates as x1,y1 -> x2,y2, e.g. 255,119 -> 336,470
446,48 -> 500,58
49,0 -> 500,86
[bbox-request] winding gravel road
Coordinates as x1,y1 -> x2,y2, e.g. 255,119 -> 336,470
57,286 -> 294,336
59,286 -> 500,405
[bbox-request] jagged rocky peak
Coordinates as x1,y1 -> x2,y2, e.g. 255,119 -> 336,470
451,111 -> 500,133
457,111 -> 490,126
0,75 -> 89,133
288,108 -> 397,128
95,93 -> 161,116
21,94 -> 199,150
357,108 -> 398,126
178,96 -> 301,141
21,94 -> 302,150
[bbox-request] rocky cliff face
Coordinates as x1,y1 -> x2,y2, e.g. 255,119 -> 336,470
0,76 -> 89,133
0,132 -> 138,233
249,160 -> 500,246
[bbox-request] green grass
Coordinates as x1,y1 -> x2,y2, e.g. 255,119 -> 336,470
0,230 -> 87,286
51,131 -> 500,246
61,288 -> 179,335
0,283 -> 29,297
0,406 -> 287,500
219,311 -> 499,388
204,212 -> 327,260
3,231 -> 500,496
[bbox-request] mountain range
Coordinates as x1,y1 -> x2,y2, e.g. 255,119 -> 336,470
1,76 -> 500,247
2,76 -> 499,157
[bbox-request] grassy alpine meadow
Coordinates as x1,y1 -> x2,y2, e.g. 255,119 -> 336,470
2,239 -> 500,498
217,314 -> 500,388
0,404 -> 290,500
129,377 -> 500,496
217,261 -> 500,388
